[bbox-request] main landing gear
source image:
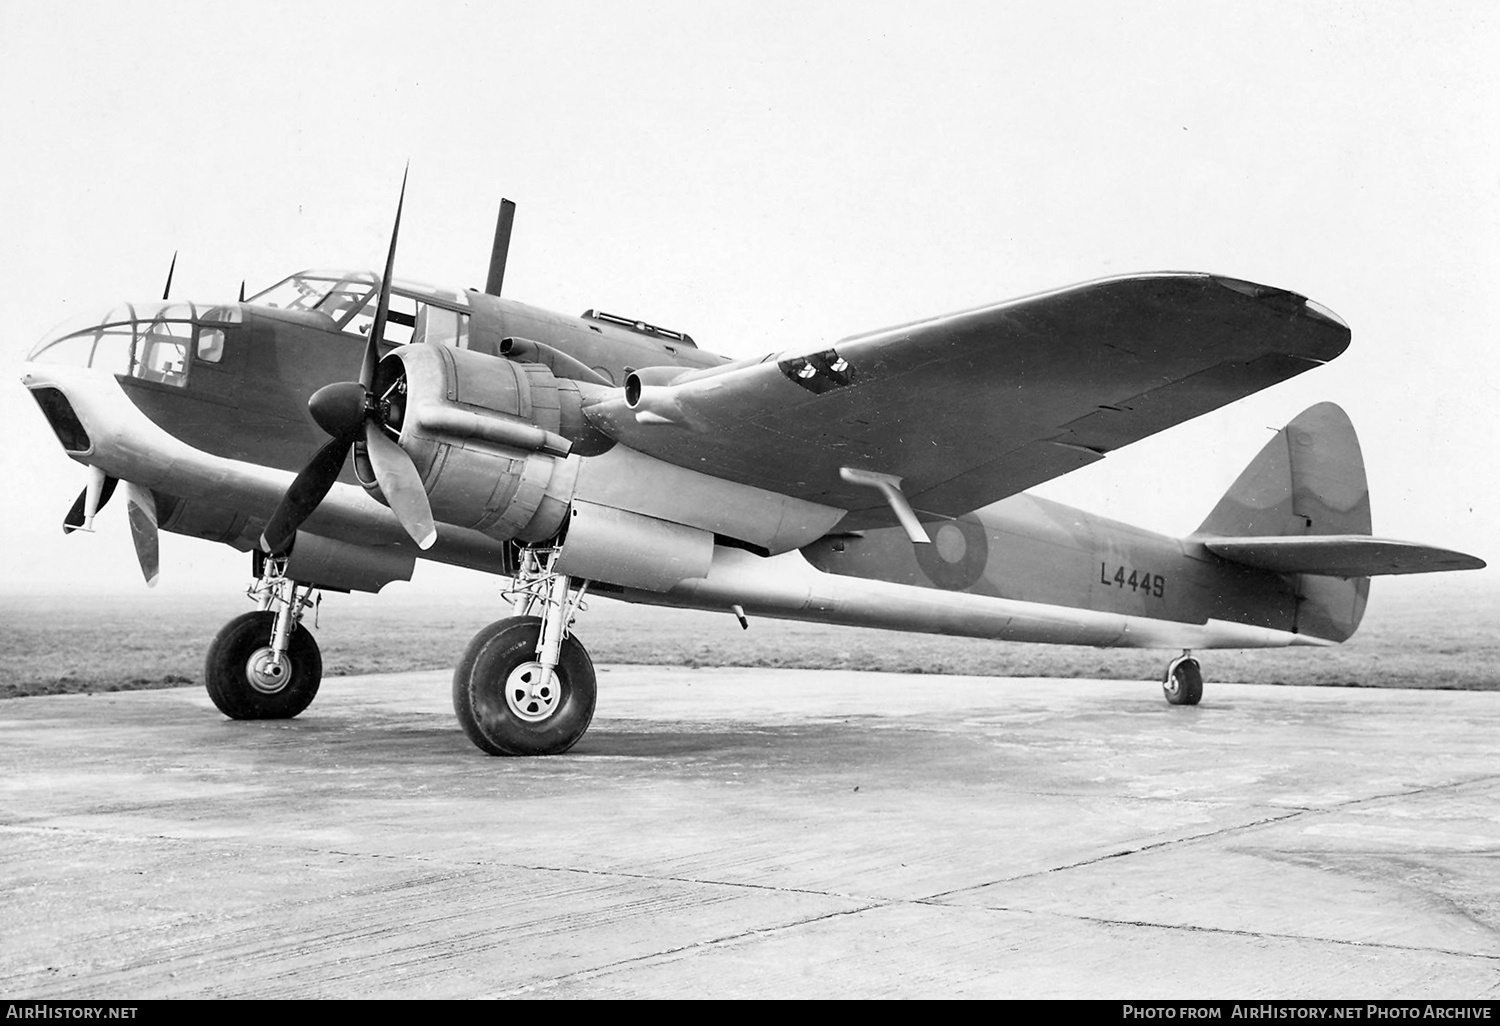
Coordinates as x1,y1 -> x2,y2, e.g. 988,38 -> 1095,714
201,546 -> 596,755
205,556 -> 322,720
1162,650 -> 1203,706
453,546 -> 597,756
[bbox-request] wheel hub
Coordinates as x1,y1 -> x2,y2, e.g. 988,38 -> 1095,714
505,661 -> 560,723
246,646 -> 292,694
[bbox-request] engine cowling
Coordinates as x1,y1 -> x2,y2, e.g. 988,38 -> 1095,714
375,345 -> 584,544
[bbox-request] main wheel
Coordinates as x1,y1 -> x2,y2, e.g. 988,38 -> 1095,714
204,610 -> 322,720
452,615 -> 596,756
1163,655 -> 1203,706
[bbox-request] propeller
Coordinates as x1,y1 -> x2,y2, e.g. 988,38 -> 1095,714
259,169 -> 437,555
62,469 -> 160,586
63,469 -> 117,534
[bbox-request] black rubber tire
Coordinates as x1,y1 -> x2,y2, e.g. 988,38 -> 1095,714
1163,656 -> 1204,706
204,610 -> 322,720
452,615 -> 596,756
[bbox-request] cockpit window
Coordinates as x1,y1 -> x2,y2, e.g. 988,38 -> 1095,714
246,272 -> 370,312
316,283 -> 379,326
134,316 -> 193,385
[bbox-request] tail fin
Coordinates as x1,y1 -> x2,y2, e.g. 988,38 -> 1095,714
1195,403 -> 1372,642
1196,402 -> 1371,540
1193,403 -> 1484,642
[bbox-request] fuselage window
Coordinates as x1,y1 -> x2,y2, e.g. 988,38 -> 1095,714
197,327 -> 226,363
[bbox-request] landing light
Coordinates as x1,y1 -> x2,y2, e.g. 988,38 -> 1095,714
1302,298 -> 1349,329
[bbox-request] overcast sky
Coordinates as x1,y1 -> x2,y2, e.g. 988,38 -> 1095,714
2,1 -> 1495,599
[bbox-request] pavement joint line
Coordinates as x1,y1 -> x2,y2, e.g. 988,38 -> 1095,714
1031,907 -> 1500,963
918,808 -> 1311,900
485,900 -> 893,998
17,816 -> 1500,962
1,821 -> 882,905
478,892 -> 1500,999
13,771 -> 1500,907
1329,773 -> 1500,805
917,771 -> 1500,902
33,810 -> 1492,967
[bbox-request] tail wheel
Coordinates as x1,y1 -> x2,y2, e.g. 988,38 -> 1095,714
205,611 -> 322,720
1163,655 -> 1203,706
452,615 -> 597,756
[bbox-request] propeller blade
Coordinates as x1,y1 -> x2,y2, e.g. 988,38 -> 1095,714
260,432 -> 357,553
162,251 -> 177,301
124,483 -> 160,587
485,198 -> 515,296
364,421 -> 436,549
261,168 -> 422,556
361,165 -> 408,391
63,473 -> 117,534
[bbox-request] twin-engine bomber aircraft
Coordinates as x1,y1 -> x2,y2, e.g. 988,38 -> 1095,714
20,187 -> 1485,755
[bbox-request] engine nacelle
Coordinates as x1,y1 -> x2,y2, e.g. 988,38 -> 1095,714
379,345 -> 584,544
281,531 -> 415,593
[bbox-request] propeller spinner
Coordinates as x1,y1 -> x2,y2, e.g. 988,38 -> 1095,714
260,171 -> 436,555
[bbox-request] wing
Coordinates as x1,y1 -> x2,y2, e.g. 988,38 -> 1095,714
584,273 -> 1351,530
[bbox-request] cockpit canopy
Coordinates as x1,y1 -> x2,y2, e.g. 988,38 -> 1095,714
25,271 -> 478,389
248,270 -> 471,347
27,301 -> 243,388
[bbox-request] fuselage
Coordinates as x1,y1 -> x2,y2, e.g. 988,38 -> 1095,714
21,269 -> 1331,650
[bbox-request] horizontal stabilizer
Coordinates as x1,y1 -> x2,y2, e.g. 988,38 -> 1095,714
1202,535 -> 1486,577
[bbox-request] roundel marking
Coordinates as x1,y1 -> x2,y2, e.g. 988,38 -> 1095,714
914,513 -> 989,591
934,523 -> 967,563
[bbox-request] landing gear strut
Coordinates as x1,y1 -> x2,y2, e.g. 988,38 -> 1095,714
1162,650 -> 1203,706
204,555 -> 323,720
453,546 -> 597,755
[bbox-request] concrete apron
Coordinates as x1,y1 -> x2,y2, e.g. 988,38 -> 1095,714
1,667 -> 1497,998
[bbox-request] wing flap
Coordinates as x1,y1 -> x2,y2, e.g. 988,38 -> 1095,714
1056,353 -> 1323,453
1202,535 -> 1486,577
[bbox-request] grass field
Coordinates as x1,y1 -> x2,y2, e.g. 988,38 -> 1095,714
2,577 -> 1496,699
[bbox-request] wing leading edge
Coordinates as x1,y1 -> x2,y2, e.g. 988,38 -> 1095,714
585,273 -> 1351,530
